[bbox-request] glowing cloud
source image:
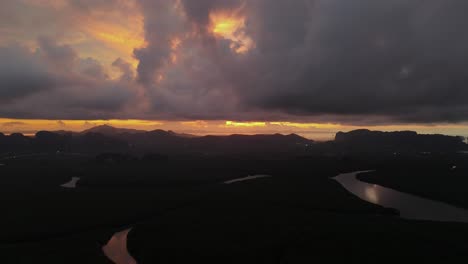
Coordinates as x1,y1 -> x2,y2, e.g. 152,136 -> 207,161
80,16 -> 146,70
209,8 -> 254,54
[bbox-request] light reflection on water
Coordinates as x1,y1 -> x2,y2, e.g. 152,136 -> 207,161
102,171 -> 468,263
60,177 -> 80,188
103,228 -> 137,264
224,175 -> 271,184
102,175 -> 272,263
335,171 -> 468,223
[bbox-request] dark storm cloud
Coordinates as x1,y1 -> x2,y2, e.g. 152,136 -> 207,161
68,0 -> 117,11
0,37 -> 136,119
181,0 -> 244,25
231,0 -> 468,123
0,45 -> 54,102
112,58 -> 134,81
130,0 -> 468,123
134,1 -> 183,85
38,36 -> 77,69
38,37 -> 109,79
2,0 -> 468,123
79,58 -> 109,79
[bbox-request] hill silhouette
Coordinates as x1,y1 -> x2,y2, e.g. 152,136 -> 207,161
335,129 -> 466,153
0,126 -> 466,156
2,127 -> 468,263
81,125 -> 146,136
0,125 -> 313,156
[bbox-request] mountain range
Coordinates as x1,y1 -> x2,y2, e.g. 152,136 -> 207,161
0,126 -> 466,156
0,125 -> 312,156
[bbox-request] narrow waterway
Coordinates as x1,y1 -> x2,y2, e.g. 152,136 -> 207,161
103,171 -> 468,264
102,228 -> 137,264
60,177 -> 80,188
224,175 -> 271,184
334,171 -> 468,223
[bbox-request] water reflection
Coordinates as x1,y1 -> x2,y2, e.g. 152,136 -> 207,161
103,228 -> 137,264
335,171 -> 468,223
364,184 -> 379,204
60,177 -> 80,188
224,175 -> 272,184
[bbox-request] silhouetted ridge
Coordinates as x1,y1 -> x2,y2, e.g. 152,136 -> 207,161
35,131 -> 71,152
335,129 -> 466,153
9,133 -> 25,138
0,133 -> 4,147
36,131 -> 62,139
1,126 -> 465,156
52,130 -> 75,136
81,125 -> 145,136
8,133 -> 28,145
147,129 -> 177,137
185,133 -> 312,154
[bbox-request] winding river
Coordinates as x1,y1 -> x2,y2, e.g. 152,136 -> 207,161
103,228 -> 137,264
103,171 -> 468,263
334,171 -> 468,223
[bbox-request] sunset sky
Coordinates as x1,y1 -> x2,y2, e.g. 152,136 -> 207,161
1,0 -> 468,140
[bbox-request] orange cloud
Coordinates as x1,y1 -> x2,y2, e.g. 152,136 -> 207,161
209,7 -> 255,54
23,0 -> 145,72
77,13 -> 146,72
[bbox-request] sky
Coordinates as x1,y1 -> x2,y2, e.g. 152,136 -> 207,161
1,0 -> 468,140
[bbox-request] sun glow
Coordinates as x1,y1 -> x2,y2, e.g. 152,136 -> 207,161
65,2 -> 146,76
209,9 -> 254,54
0,119 -> 164,135
83,19 -> 145,68
212,19 -> 242,35
270,122 -> 341,129
225,121 -> 266,127
1,119 -> 468,141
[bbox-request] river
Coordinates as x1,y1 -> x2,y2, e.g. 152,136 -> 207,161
103,171 -> 468,263
334,171 -> 468,223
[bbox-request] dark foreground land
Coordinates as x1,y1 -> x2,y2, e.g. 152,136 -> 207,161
2,152 -> 468,263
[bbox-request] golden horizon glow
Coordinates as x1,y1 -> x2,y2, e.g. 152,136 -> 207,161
1,118 -> 468,141
225,121 -> 266,127
180,121 -> 209,128
270,122 -> 341,129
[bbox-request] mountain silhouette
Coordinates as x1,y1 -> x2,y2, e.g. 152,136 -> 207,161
81,125 -> 146,136
335,129 -> 466,153
0,126 -> 466,156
